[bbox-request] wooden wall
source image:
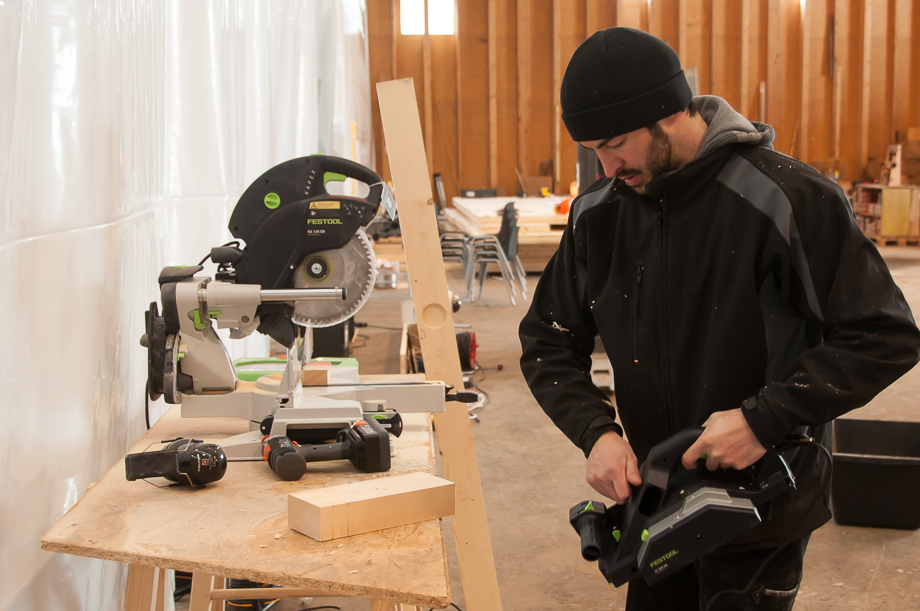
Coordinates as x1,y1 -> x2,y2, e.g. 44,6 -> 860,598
368,0 -> 920,200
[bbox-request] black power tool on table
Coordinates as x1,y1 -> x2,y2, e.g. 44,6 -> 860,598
261,418 -> 392,481
125,438 -> 227,486
570,427 -> 795,587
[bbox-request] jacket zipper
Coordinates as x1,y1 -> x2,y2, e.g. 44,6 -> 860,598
658,201 -> 674,436
631,265 -> 645,364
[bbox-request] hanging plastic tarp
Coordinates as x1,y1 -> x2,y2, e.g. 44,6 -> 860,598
0,2 -> 371,610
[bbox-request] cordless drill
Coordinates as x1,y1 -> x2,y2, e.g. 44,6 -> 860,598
261,418 -> 391,481
125,438 -> 227,486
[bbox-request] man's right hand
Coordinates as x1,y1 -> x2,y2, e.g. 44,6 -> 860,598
586,431 -> 642,504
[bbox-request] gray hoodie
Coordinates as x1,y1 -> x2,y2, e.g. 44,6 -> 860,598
692,95 -> 775,157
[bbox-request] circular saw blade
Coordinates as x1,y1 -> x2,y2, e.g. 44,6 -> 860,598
292,229 -> 377,328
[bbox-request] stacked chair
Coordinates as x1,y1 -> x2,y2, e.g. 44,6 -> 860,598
432,174 -> 527,306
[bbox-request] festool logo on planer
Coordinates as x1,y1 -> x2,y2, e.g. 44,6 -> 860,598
308,218 -> 343,224
649,549 -> 679,568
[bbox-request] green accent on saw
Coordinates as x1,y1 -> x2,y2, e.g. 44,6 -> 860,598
193,310 -> 206,330
171,265 -> 189,268
236,371 -> 271,382
641,529 -> 649,542
312,357 -> 359,368
177,352 -> 185,361
580,501 -> 595,515
233,358 -> 287,367
612,529 -> 620,542
264,192 -> 281,209
370,414 -> 387,420
324,172 -> 347,187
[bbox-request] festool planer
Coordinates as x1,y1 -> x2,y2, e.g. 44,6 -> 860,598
570,427 -> 795,587
140,155 -> 452,460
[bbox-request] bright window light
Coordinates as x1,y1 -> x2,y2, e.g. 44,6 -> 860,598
400,0 -> 425,35
428,0 -> 455,35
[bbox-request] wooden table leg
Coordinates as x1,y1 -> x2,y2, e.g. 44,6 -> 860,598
125,564 -> 158,611
398,605 -> 420,611
369,601 -> 397,611
154,568 -> 168,611
189,573 -> 226,611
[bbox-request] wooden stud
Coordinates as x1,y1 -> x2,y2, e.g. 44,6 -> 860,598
617,0 -> 650,30
456,0 -> 490,191
712,0 -> 742,110
376,78 -> 504,611
649,0 -> 680,49
892,0 -> 919,143
586,0 -> 616,33
740,0 -> 768,121
833,0 -> 864,179
370,602 -> 397,611
430,27 -> 460,203
518,0 -> 532,182
423,18 -> 434,174
766,0 -> 802,156
800,0 -> 835,165
679,0 -> 712,94
489,0 -> 499,188
288,472 -> 455,541
860,0 -> 893,170
552,0 -> 586,194
125,564 -> 158,611
530,0 -> 554,180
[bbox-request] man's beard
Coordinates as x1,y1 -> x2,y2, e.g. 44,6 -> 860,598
645,123 -> 675,177
616,124 -> 675,191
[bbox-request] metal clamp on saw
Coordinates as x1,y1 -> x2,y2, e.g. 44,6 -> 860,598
140,155 -> 447,461
570,428 -> 795,587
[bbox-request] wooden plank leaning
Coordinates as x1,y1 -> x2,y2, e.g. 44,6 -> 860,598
376,78 -> 504,611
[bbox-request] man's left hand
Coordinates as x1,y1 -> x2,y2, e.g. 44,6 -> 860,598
681,408 -> 766,471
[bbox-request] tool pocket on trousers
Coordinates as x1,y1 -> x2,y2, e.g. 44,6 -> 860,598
749,580 -> 801,611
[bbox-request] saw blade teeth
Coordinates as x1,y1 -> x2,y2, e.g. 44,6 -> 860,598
291,228 -> 377,327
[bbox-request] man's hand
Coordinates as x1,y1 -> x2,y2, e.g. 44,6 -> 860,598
681,408 -> 766,471
586,431 -> 642,504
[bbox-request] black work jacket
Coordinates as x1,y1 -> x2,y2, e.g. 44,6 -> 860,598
519,142 -> 920,550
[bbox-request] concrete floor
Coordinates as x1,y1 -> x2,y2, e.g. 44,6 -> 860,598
189,246 -> 920,611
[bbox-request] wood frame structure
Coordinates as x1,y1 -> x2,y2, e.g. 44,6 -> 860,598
369,0 -> 920,197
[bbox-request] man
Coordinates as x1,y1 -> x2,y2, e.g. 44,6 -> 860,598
519,27 -> 920,611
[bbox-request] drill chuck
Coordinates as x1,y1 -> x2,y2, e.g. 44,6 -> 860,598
261,435 -> 307,481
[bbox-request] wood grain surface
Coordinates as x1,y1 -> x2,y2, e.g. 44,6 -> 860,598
41,375 -> 450,608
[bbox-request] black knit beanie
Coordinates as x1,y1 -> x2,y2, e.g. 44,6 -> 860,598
561,27 -> 692,142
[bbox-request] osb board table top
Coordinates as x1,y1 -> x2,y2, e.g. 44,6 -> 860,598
41,375 -> 449,608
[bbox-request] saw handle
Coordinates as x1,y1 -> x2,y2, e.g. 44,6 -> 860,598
319,156 -> 384,207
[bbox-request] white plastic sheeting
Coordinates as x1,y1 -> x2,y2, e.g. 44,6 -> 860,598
0,2 -> 372,610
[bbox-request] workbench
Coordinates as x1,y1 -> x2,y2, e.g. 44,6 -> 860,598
41,374 -> 449,611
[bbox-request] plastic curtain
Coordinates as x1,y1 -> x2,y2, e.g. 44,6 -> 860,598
0,2 -> 371,610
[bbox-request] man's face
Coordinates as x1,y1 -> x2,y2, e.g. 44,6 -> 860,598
580,123 -> 674,194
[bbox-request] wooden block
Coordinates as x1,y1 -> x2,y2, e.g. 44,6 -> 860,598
301,362 -> 332,387
288,472 -> 455,541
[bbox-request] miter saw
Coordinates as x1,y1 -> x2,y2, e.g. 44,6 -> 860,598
140,155 -> 451,461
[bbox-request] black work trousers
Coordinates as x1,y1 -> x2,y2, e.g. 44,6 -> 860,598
624,536 -> 810,611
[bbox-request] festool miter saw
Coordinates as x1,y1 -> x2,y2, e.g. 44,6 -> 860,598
140,155 -> 449,460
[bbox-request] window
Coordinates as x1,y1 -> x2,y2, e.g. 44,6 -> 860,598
400,0 -> 455,36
